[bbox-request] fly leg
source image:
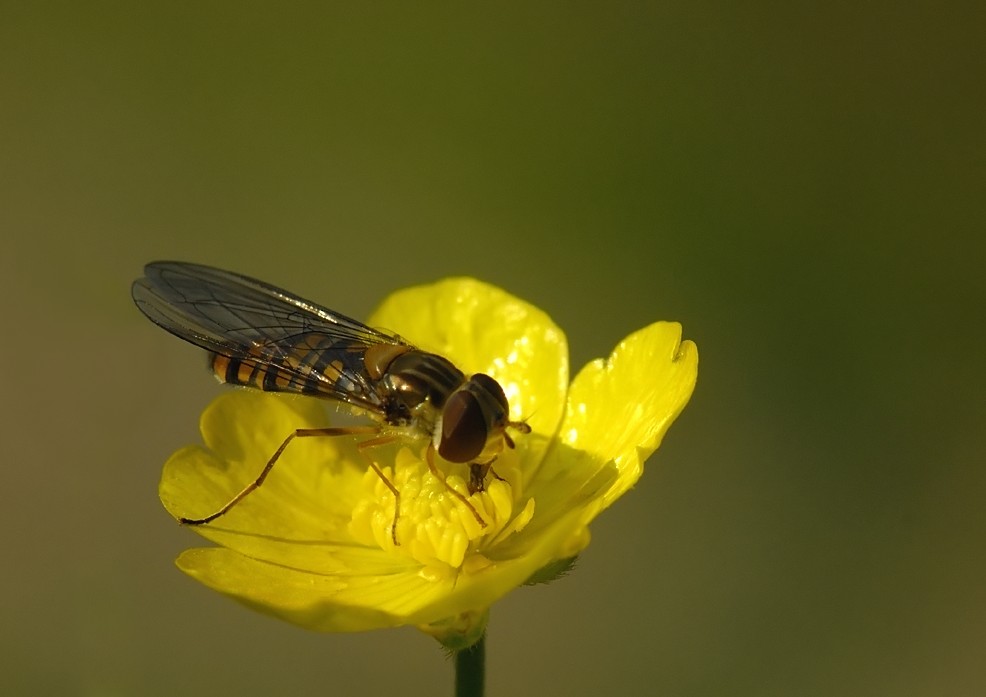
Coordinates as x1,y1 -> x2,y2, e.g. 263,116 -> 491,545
426,445 -> 488,528
352,434 -> 402,544
179,425 -> 384,526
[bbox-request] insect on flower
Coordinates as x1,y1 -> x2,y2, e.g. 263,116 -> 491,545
132,261 -> 531,544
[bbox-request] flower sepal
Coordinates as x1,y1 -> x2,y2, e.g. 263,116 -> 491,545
524,555 -> 579,586
419,608 -> 489,651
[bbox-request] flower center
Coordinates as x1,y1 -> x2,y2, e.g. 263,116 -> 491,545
348,447 -> 535,570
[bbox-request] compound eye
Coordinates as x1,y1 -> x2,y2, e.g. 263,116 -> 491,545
439,390 -> 488,463
471,373 -> 508,408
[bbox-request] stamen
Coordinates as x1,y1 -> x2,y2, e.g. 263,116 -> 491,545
348,447 -> 529,569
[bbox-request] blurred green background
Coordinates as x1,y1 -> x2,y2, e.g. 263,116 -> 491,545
2,3 -> 983,696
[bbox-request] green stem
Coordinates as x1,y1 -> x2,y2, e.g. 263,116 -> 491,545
454,632 -> 485,697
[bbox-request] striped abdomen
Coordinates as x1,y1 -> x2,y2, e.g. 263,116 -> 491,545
209,332 -> 382,404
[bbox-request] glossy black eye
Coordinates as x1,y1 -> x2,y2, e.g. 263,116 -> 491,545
438,390 -> 488,463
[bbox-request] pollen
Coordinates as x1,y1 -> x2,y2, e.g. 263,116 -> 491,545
348,448 -> 533,570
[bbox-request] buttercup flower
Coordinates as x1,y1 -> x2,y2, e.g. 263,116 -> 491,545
158,278 -> 697,647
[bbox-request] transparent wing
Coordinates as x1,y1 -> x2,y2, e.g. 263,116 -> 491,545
132,261 -> 411,411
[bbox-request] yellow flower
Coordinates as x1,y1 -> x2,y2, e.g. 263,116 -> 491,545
158,278 -> 698,647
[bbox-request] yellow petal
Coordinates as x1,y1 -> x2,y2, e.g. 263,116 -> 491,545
176,548 -> 410,632
558,321 -> 698,508
160,391 -> 406,573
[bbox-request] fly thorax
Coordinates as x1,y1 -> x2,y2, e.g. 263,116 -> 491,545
380,351 -> 465,429
434,373 -> 510,465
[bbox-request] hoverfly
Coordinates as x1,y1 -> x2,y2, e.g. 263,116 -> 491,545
132,261 -> 530,544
